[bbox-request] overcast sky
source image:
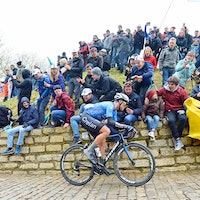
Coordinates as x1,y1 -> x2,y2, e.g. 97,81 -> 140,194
0,0 -> 199,64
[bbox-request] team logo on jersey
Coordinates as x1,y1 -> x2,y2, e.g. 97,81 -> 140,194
82,116 -> 97,129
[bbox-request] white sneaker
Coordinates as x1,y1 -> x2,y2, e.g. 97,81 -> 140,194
174,139 -> 184,151
148,131 -> 155,141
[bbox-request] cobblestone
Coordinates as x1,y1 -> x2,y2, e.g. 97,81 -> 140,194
0,170 -> 200,200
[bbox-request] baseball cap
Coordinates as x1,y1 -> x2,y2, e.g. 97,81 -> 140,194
134,55 -> 144,62
100,49 -> 107,53
32,68 -> 41,75
81,88 -> 92,96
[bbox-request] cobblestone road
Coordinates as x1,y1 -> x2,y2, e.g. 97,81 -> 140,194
0,170 -> 200,200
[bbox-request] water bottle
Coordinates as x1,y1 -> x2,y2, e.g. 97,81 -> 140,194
95,147 -> 101,157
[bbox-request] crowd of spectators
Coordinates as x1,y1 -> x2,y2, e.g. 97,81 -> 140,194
1,22 -> 200,155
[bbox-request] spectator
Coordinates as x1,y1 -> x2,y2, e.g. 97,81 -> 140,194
103,30 -> 113,54
91,35 -> 104,52
133,24 -> 146,55
125,55 -> 136,81
142,90 -> 164,141
143,46 -> 157,70
70,88 -> 98,145
10,64 -> 18,97
156,76 -> 189,150
11,69 -> 32,115
158,37 -> 180,86
91,67 -> 110,101
173,51 -> 196,88
16,61 -> 26,82
76,63 -> 94,90
110,34 -> 120,68
91,67 -> 122,102
1,97 -> 39,155
3,69 -> 12,102
189,38 -> 200,59
44,64 -> 66,107
162,26 -> 176,48
117,81 -> 142,126
145,30 -> 162,61
99,49 -> 111,74
50,85 -> 74,128
114,32 -> 131,73
131,55 -> 154,104
32,68 -> 51,128
66,49 -> 84,109
88,47 -> 103,70
79,41 -> 90,67
176,30 -> 188,60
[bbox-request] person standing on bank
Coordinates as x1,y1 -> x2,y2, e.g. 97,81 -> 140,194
32,68 -> 51,128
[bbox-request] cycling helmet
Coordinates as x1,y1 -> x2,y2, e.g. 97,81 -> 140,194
114,93 -> 129,103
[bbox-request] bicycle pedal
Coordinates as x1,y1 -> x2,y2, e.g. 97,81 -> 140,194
93,164 -> 104,175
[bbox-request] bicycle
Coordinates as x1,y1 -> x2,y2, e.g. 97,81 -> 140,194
60,128 -> 156,187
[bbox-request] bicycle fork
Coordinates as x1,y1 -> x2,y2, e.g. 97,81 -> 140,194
122,143 -> 136,166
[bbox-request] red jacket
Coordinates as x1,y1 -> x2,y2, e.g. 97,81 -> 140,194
144,56 -> 157,70
55,92 -> 74,123
157,86 -> 189,111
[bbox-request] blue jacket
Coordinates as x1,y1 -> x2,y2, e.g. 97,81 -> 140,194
17,97 -> 39,128
131,61 -> 154,85
38,74 -> 50,98
49,73 -> 66,98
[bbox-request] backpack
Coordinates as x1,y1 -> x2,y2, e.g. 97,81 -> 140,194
0,106 -> 12,128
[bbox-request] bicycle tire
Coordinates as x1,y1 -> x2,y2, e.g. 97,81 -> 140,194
113,142 -> 155,187
60,144 -> 94,186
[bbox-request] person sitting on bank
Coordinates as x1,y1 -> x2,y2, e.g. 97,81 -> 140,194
50,85 -> 74,128
1,97 -> 39,155
70,88 -> 99,145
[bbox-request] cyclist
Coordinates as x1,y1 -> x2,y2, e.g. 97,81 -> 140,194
81,93 -> 134,167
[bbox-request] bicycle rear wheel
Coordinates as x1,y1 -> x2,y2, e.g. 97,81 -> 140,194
113,142 -> 155,186
60,144 -> 94,186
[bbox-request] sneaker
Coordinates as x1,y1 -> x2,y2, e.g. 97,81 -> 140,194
15,145 -> 21,155
148,131 -> 155,141
103,166 -> 114,176
2,148 -> 14,155
174,139 -> 184,151
84,148 -> 96,165
71,137 -> 82,146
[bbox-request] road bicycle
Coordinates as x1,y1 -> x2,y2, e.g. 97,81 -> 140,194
60,128 -> 155,187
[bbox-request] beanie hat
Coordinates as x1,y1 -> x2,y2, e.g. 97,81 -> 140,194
53,85 -> 62,91
146,90 -> 156,99
91,67 -> 102,76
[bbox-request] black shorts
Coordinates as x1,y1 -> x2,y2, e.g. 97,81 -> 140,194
81,112 -> 104,138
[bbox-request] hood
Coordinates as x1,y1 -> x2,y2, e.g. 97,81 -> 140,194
22,69 -> 31,79
21,97 -> 30,104
164,83 -> 179,92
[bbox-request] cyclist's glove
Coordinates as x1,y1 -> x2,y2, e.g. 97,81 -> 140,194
124,125 -> 133,132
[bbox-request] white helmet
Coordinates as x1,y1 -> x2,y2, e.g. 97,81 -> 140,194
114,93 -> 129,103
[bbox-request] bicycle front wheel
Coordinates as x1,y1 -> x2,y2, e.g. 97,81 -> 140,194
113,142 -> 155,187
60,144 -> 94,186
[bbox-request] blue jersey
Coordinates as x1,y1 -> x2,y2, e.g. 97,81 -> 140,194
84,101 -> 117,121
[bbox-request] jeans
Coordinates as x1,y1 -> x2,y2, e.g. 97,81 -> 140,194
162,68 -> 175,86
134,82 -> 149,104
70,115 -> 81,138
145,115 -> 160,131
68,77 -> 81,108
117,112 -> 138,125
37,95 -> 50,125
50,106 -> 66,126
7,125 -> 33,147
165,110 -> 187,139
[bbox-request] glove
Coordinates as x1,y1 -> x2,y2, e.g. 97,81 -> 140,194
22,122 -> 28,128
37,97 -> 43,103
125,125 -> 133,132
